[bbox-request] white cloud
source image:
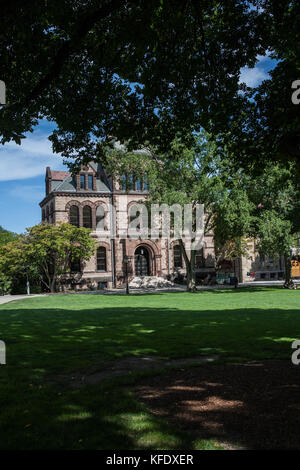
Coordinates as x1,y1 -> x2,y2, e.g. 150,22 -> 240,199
239,67 -> 269,88
239,52 -> 276,88
0,133 -> 67,181
8,184 -> 45,203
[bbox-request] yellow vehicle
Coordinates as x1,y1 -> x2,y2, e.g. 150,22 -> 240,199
291,257 -> 300,278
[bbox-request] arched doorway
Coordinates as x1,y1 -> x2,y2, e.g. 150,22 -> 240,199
134,246 -> 150,276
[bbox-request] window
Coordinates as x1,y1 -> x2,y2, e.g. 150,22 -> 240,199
96,205 -> 105,230
143,175 -> 149,191
46,206 -> 49,221
136,179 -> 142,191
121,174 -> 127,190
70,205 -> 79,227
83,206 -> 92,228
88,175 -> 93,190
50,202 -> 54,223
195,248 -> 205,268
70,258 -> 81,272
129,174 -> 134,190
80,174 -> 85,189
42,209 -> 45,221
174,245 -> 182,268
97,247 -> 107,271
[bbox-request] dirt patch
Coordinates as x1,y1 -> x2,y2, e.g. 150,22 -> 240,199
50,355 -> 219,388
134,360 -> 300,450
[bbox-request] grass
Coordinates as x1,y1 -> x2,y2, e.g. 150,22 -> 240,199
0,287 -> 299,450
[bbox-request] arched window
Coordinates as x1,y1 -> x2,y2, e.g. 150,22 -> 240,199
83,206 -> 92,228
70,205 -> 79,227
96,205 -> 105,230
174,245 -> 182,268
97,247 -> 107,271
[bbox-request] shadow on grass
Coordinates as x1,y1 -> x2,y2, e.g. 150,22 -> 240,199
135,360 -> 300,450
0,300 -> 299,449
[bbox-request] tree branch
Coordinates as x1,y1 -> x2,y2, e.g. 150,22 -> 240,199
21,0 -> 128,107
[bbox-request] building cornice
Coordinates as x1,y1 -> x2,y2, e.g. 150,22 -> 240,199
39,191 -> 112,207
39,190 -> 149,207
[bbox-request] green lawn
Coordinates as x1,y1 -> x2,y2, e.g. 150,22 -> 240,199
0,287 -> 299,450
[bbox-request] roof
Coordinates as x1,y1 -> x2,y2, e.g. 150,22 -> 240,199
51,171 -> 70,180
47,163 -> 111,193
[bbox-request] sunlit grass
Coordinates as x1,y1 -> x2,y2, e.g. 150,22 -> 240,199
0,287 -> 299,449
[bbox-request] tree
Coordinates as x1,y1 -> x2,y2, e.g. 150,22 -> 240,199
0,0 -> 270,167
246,162 -> 300,283
0,223 -> 96,292
106,132 -> 254,291
222,1 -> 300,172
0,226 -> 18,246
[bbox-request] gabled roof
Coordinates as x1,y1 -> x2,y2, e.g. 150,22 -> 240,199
51,171 -> 70,180
47,163 -> 111,193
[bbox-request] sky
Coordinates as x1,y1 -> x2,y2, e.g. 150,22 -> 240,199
0,54 -> 277,234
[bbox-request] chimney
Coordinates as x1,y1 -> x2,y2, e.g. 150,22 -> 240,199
45,167 -> 52,195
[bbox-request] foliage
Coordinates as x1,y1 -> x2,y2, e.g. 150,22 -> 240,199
106,131 -> 254,290
0,226 -> 18,247
0,272 -> 12,294
221,1 -> 300,171
0,0 -> 277,168
0,223 -> 96,293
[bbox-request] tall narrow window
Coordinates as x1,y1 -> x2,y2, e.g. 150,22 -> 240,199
97,247 -> 107,271
70,205 -> 79,227
143,175 -> 149,191
174,245 -> 182,268
129,174 -> 134,190
136,179 -> 142,191
83,206 -> 92,228
96,205 -> 105,230
195,248 -> 204,268
80,174 -> 85,189
50,202 -> 54,223
121,174 -> 127,190
88,175 -> 93,190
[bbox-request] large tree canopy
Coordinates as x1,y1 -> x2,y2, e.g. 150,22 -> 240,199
0,1 -> 298,169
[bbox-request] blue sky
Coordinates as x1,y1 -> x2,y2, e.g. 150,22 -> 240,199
0,54 -> 277,234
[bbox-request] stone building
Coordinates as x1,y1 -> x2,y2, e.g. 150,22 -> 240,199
39,162 -> 216,289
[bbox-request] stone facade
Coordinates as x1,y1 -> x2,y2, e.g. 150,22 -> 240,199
39,162 -> 216,289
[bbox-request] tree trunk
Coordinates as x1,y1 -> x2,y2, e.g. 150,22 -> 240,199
179,239 -> 197,292
284,253 -> 292,283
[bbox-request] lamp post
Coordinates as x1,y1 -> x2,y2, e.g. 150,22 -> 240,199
124,256 -> 130,295
22,265 -> 30,295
